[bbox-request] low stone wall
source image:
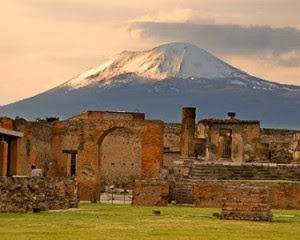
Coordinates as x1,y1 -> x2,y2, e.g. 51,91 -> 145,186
0,177 -> 79,213
220,187 -> 273,221
132,180 -> 169,206
193,180 -> 300,209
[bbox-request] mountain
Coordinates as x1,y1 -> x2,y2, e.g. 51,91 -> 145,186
1,42 -> 300,129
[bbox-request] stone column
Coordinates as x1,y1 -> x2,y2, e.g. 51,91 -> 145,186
293,133 -> 300,163
0,140 -> 8,176
180,107 -> 196,159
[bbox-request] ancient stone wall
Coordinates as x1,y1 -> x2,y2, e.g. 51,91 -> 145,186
163,123 -> 181,167
8,116 -> 163,201
162,125 -> 300,164
0,117 -> 14,130
220,186 -> 273,221
0,177 -> 78,213
48,119 -> 163,201
260,128 -> 299,143
197,122 -> 261,162
132,180 -> 169,206
193,180 -> 300,209
69,111 -> 145,121
14,119 -> 53,176
100,128 -> 141,186
260,128 -> 300,163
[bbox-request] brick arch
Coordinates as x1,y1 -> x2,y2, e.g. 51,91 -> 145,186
71,119 -> 163,201
97,126 -> 135,145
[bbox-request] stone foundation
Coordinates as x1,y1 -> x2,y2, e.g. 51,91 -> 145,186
220,187 -> 273,221
0,177 -> 79,213
193,180 -> 300,209
132,180 -> 169,206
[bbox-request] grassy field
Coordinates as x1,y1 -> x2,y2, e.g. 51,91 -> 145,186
0,203 -> 299,240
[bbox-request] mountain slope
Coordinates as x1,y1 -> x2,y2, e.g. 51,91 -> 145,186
1,42 -> 300,129
63,42 -> 244,89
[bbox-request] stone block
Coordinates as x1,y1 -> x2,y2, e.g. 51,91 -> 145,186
132,179 -> 169,206
220,186 -> 273,222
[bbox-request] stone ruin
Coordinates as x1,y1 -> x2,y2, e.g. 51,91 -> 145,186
0,107 -> 299,214
0,177 -> 78,213
220,186 -> 273,222
132,107 -> 300,214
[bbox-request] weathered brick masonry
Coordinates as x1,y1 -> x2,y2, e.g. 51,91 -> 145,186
132,180 -> 169,206
220,186 -> 273,221
260,128 -> 300,163
193,180 -> 300,209
10,112 -> 164,201
0,177 -> 78,213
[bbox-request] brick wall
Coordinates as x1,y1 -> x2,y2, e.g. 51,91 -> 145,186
0,117 -> 14,130
163,123 -> 181,168
14,118 -> 164,201
0,177 -> 78,213
220,186 -> 273,221
260,128 -> 300,163
132,180 -> 169,206
193,180 -> 300,209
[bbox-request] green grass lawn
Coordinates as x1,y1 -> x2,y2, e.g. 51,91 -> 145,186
0,203 -> 299,240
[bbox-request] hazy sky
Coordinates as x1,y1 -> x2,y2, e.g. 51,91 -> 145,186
1,0 -> 300,105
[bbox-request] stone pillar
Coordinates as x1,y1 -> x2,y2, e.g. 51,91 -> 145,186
180,107 -> 196,159
10,138 -> 20,176
0,141 -> 8,176
293,133 -> 300,163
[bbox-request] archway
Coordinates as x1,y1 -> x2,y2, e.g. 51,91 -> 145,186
98,127 -> 142,188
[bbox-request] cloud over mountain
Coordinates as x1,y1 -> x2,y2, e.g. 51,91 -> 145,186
129,22 -> 300,67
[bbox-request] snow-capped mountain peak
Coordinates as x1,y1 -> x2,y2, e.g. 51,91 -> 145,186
1,42 -> 300,128
63,42 -> 243,89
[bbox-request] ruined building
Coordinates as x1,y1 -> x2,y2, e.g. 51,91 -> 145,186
0,111 -> 163,201
164,108 -> 300,165
0,108 -> 300,203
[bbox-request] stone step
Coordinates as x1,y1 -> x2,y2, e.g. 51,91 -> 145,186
177,163 -> 300,181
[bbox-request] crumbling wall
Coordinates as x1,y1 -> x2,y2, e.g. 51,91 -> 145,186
260,128 -> 300,163
197,122 -> 261,162
14,119 -> 53,176
220,186 -> 272,221
132,180 -> 169,206
0,117 -> 14,130
10,116 -> 163,201
49,119 -> 163,201
163,123 -> 181,167
69,111 -> 145,121
193,180 -> 300,209
0,177 -> 78,213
